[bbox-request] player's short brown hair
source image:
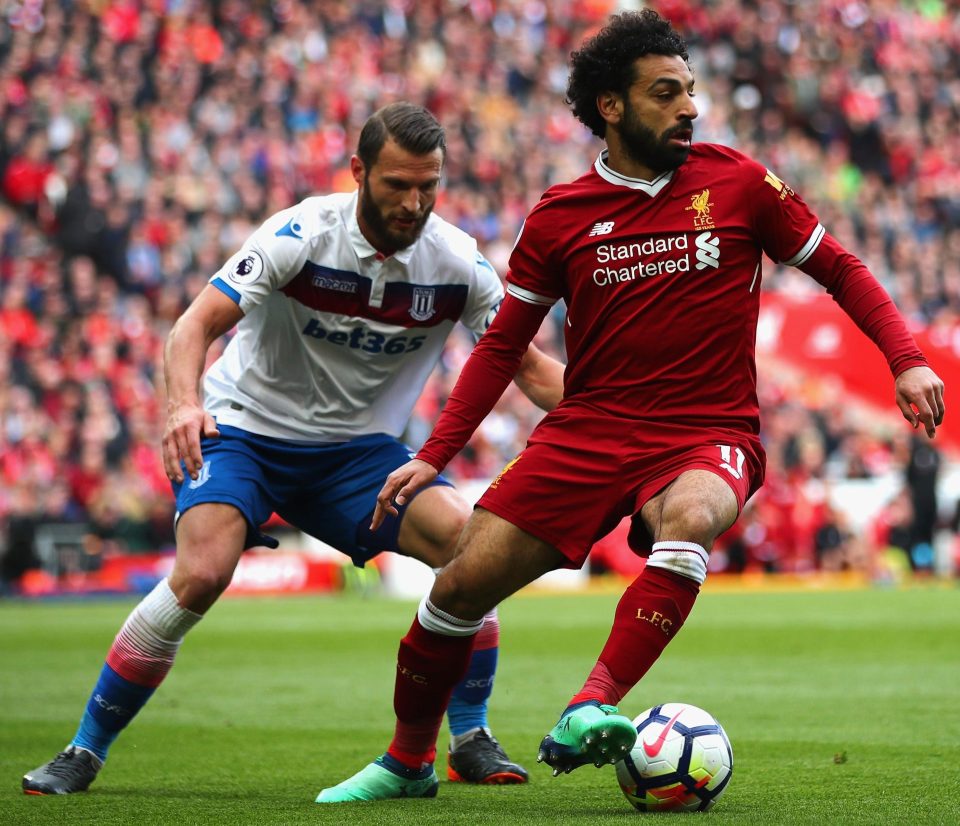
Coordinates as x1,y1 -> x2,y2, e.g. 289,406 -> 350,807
566,10 -> 690,139
356,102 -> 446,168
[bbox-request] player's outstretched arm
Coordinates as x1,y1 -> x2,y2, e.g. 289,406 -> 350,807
371,459 -> 440,530
162,285 -> 243,482
796,234 -> 944,439
895,365 -> 945,438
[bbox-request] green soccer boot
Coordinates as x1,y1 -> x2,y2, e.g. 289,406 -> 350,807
537,701 -> 637,775
316,754 -> 439,803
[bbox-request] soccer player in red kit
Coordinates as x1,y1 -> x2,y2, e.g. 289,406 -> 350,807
318,10 -> 944,803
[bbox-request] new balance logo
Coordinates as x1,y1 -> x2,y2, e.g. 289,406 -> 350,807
588,221 -> 615,237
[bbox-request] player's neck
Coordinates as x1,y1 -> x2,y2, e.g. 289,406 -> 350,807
603,143 -> 659,183
606,139 -> 660,181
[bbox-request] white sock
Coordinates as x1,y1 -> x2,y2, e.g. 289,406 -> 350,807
450,726 -> 491,752
646,541 -> 709,585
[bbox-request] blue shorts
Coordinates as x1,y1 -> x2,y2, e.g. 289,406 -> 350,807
171,425 -> 452,567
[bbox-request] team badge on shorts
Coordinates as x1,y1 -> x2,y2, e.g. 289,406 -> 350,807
187,460 -> 212,489
490,454 -> 521,489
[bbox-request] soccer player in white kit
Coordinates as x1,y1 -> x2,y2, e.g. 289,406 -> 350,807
23,103 -> 564,798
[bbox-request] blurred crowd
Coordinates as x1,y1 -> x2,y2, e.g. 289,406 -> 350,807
2,0 -> 958,585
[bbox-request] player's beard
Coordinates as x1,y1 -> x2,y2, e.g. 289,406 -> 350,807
359,174 -> 432,253
619,102 -> 693,175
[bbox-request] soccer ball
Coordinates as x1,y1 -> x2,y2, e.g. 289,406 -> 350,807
615,702 -> 733,812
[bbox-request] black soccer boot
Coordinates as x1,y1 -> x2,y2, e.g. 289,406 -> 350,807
23,746 -> 103,795
447,729 -> 529,784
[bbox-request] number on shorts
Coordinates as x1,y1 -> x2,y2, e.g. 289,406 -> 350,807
717,444 -> 745,480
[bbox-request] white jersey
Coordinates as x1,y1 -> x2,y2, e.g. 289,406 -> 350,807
203,191 -> 504,442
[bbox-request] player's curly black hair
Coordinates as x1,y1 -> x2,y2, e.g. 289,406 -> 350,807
566,10 -> 690,139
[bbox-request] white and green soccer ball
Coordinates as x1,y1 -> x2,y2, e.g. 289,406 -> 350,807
615,702 -> 733,813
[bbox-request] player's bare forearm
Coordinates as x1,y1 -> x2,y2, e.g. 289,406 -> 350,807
164,314 -> 208,416
371,459 -> 439,530
162,287 -> 240,481
515,343 -> 565,411
162,316 -> 219,482
894,365 -> 945,438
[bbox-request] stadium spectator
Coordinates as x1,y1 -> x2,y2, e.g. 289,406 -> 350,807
0,483 -> 41,593
813,502 -> 864,573
905,432 -> 942,571
1,131 -> 53,219
869,486 -> 916,581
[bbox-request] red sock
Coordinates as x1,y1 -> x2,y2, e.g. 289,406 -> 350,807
387,616 -> 476,768
569,566 -> 700,707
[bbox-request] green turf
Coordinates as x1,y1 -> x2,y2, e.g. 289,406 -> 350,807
1,584 -> 958,825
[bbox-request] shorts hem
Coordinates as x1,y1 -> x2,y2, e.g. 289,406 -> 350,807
638,462 -> 747,516
476,497 -> 587,569
175,493 -> 254,523
174,494 -> 269,550
629,462 -> 750,556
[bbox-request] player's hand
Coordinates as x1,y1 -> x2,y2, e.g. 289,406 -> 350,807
895,365 -> 945,438
162,402 -> 220,482
371,459 -> 439,530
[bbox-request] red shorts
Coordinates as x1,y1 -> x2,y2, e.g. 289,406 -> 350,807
476,402 -> 765,568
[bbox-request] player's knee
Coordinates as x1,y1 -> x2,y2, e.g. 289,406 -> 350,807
431,508 -> 469,565
169,564 -> 232,612
429,563 -> 490,621
400,491 -> 470,568
429,569 -> 465,612
660,501 -> 726,547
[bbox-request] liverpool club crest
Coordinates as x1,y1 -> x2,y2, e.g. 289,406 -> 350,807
685,189 -> 716,229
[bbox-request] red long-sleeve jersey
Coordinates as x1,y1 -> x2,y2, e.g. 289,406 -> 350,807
418,145 -> 925,472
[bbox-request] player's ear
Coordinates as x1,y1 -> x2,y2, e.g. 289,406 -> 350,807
350,155 -> 365,187
597,91 -> 623,126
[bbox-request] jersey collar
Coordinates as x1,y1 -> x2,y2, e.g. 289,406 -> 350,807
594,150 -> 674,196
345,191 -> 417,266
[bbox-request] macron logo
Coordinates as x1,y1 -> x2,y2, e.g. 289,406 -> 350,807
589,221 -> 615,237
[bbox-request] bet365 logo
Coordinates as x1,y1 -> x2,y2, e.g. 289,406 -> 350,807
302,319 -> 425,355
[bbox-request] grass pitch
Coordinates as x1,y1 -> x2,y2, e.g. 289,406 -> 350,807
1,582 -> 958,825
